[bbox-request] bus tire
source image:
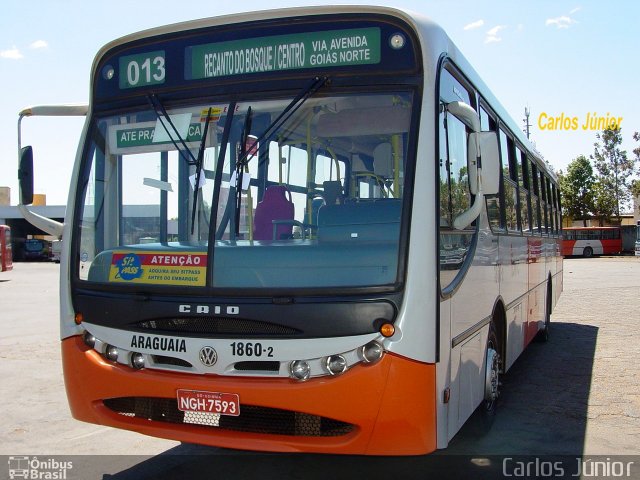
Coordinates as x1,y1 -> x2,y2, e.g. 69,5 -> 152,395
536,283 -> 552,342
583,246 -> 593,258
482,321 -> 500,416
469,321 -> 501,435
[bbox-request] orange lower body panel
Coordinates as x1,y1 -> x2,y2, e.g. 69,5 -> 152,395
62,335 -> 436,455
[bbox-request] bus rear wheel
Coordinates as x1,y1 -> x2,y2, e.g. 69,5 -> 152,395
482,322 -> 500,416
583,246 -> 593,258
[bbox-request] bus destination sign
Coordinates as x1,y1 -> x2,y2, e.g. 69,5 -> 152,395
187,27 -> 380,80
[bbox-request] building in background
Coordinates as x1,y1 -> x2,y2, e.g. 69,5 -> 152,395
1,186 -> 175,261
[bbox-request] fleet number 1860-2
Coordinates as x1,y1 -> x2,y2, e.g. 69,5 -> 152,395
230,342 -> 274,358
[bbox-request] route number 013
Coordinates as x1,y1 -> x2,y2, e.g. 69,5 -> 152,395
119,51 -> 166,89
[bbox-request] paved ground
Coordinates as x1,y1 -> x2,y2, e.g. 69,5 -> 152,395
1,258 -> 639,479
447,256 -> 640,455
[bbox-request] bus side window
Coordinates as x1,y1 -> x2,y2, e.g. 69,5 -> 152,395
500,130 -> 518,233
551,184 -> 560,236
516,146 -> 530,233
439,109 -> 451,228
439,103 -> 474,290
480,105 -> 502,231
539,170 -> 548,234
529,159 -> 540,234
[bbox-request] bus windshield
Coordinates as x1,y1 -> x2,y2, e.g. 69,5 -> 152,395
76,90 -> 413,290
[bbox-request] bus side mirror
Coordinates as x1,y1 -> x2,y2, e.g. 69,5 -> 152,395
468,132 -> 500,196
18,146 -> 34,206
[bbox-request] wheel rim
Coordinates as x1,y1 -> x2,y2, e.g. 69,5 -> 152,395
484,344 -> 500,410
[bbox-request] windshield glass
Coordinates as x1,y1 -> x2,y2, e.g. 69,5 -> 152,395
76,90 -> 413,289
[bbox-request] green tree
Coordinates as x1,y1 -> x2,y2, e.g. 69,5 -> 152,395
559,155 -> 594,226
591,180 -> 617,226
632,179 -> 640,200
633,133 -> 640,217
591,127 -> 636,217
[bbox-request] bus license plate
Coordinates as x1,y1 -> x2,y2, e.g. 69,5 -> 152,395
176,389 -> 240,416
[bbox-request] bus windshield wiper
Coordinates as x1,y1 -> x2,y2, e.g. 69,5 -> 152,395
191,107 -> 214,235
234,106 -> 253,237
235,76 -> 328,171
231,76 -> 328,238
211,102 -> 236,244
148,94 -> 197,166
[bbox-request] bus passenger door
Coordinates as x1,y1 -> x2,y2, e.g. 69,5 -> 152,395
439,108 -> 486,439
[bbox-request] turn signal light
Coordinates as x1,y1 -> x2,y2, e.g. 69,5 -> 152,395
74,312 -> 84,325
380,323 -> 395,338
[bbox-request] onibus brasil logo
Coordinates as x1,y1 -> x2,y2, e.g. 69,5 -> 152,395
7,456 -> 73,479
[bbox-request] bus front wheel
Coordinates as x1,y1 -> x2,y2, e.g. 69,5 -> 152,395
583,246 -> 593,258
469,321 -> 501,435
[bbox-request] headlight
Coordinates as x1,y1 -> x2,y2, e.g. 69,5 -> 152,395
83,331 -> 96,348
131,352 -> 145,369
105,344 -> 119,362
325,354 -> 347,375
289,360 -> 311,381
359,341 -> 384,364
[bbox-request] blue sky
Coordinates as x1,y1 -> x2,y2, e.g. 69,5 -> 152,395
1,0 -> 639,206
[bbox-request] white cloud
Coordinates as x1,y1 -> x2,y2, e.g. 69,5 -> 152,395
0,47 -> 23,59
487,25 -> 506,37
464,19 -> 484,31
29,40 -> 48,49
546,15 -> 578,29
485,25 -> 506,44
569,6 -> 582,14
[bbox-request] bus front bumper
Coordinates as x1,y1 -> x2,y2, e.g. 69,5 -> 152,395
62,335 -> 436,455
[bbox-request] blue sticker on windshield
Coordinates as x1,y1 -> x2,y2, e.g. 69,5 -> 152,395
113,253 -> 144,281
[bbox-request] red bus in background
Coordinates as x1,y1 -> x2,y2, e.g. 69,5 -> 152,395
562,226 -> 622,257
0,225 -> 13,271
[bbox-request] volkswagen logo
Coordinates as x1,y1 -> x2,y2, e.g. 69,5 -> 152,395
199,346 -> 218,366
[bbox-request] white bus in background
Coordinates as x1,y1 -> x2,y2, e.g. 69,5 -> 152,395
17,6 -> 562,455
51,239 -> 62,263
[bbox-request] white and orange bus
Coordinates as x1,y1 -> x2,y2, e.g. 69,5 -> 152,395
17,6 -> 562,455
561,226 -> 622,257
0,225 -> 13,272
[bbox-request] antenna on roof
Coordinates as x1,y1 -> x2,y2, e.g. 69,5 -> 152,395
523,106 -> 532,140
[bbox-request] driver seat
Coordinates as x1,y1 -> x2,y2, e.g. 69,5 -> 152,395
253,185 -> 295,240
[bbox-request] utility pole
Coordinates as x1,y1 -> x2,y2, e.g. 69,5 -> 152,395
523,107 -> 531,140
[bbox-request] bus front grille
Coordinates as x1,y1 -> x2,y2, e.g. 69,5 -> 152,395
134,317 -> 301,336
103,397 -> 354,437
233,361 -> 280,372
151,355 -> 193,368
